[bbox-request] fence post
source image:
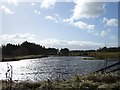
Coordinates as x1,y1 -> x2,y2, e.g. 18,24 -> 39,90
5,63 -> 13,90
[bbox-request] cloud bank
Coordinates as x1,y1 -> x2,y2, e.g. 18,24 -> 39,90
40,38 -> 104,50
0,33 -> 35,44
0,34 -> 104,50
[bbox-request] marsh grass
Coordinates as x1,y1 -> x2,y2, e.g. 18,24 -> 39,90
89,52 -> 120,60
1,72 -> 120,90
70,52 -> 119,60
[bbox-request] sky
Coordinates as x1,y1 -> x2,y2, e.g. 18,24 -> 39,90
0,0 -> 119,50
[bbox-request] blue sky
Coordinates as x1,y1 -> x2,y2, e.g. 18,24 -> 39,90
0,0 -> 119,50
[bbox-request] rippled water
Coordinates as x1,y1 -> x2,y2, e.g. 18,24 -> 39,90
0,56 -> 118,81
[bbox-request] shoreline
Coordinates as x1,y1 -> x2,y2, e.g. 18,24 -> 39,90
2,55 -> 48,62
1,52 -> 119,62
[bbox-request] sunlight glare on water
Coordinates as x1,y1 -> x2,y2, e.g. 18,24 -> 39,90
0,56 -> 119,82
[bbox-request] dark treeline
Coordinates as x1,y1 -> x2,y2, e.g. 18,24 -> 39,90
2,41 -> 57,57
1,41 -> 70,58
0,41 -> 119,58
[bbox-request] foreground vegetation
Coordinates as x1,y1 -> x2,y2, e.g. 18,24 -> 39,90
1,72 -> 120,90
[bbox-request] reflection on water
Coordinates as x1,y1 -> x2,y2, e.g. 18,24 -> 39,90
0,56 -> 118,81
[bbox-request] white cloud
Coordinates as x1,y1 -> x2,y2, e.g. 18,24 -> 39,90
0,33 -> 36,44
103,17 -> 118,27
100,29 -> 111,37
45,13 -> 61,23
41,0 -> 56,9
63,18 -> 74,24
45,16 -> 57,22
63,18 -> 95,31
0,5 -> 14,14
72,1 -> 105,20
63,1 -> 105,32
7,0 -> 18,6
34,10 -> 40,15
73,21 -> 95,30
40,38 -> 104,50
94,29 -> 111,38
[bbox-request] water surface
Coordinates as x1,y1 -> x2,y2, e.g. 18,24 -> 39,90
0,56 -> 118,81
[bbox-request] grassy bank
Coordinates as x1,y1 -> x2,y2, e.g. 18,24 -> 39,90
71,52 -> 120,60
1,72 -> 120,90
2,55 -> 48,62
88,52 -> 119,60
